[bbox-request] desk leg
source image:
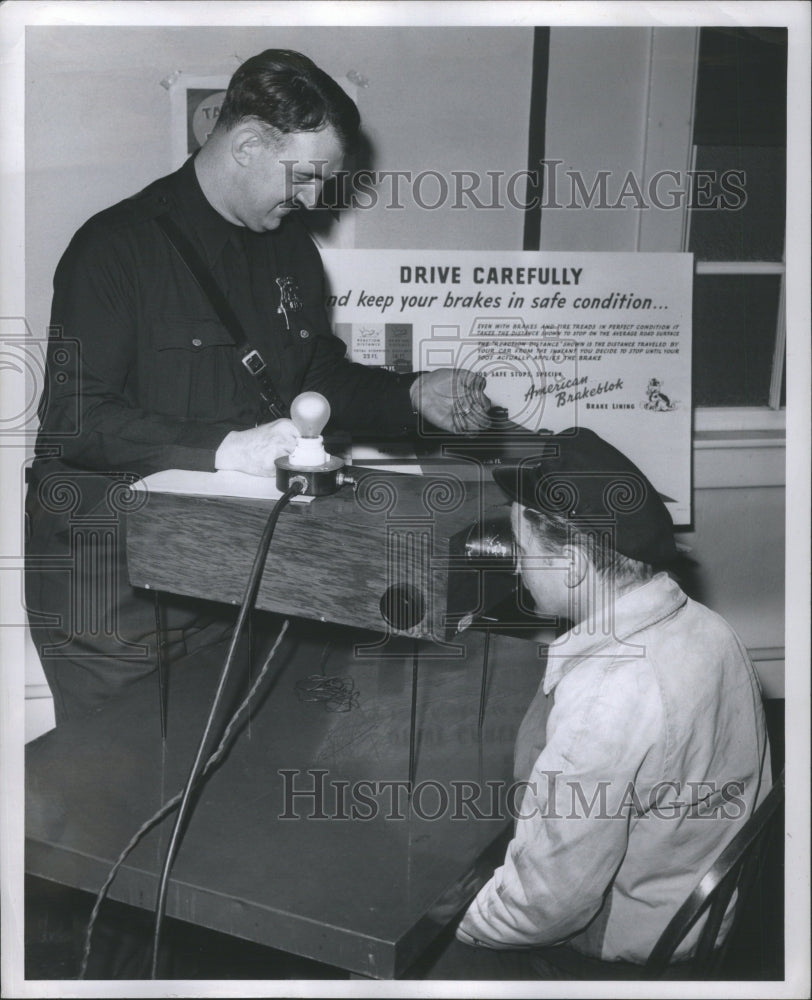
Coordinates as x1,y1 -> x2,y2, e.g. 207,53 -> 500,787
408,641 -> 420,797
476,627 -> 492,792
477,627 -> 492,733
153,590 -> 168,740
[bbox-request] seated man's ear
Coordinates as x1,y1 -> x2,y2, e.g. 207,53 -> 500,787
564,543 -> 589,588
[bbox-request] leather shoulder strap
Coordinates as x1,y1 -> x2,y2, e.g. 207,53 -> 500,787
156,214 -> 287,419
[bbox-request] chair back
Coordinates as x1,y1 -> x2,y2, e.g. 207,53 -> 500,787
645,770 -> 784,978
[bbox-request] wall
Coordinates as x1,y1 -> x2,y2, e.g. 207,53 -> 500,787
687,454 -> 785,697
25,25 -> 533,346
541,28 -> 655,250
21,24 -> 786,739
541,27 -> 698,253
22,25 -> 534,739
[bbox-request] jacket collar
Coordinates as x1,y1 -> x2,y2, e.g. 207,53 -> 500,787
543,572 -> 688,695
170,154 -> 243,268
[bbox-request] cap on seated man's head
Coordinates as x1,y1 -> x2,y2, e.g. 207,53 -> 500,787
492,427 -> 678,565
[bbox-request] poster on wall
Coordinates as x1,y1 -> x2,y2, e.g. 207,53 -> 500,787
322,250 -> 693,523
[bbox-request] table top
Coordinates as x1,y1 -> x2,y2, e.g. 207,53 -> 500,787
26,618 -> 549,978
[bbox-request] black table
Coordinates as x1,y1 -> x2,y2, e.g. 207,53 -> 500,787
26,615 -> 548,978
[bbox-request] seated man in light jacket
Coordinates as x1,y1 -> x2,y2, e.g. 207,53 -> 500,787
422,427 -> 771,979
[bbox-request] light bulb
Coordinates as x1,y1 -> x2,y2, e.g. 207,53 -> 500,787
290,392 -> 331,438
288,392 -> 331,468
275,391 -> 349,494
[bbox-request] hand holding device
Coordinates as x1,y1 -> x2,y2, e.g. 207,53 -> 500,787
410,368 -> 492,433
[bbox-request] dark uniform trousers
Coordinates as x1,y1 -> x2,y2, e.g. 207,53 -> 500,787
25,468 -> 236,725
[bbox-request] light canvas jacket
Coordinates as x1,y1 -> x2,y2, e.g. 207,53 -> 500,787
457,573 -> 771,963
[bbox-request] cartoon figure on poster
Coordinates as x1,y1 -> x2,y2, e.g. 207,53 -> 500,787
644,377 -> 678,412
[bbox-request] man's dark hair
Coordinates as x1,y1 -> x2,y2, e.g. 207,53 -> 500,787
216,49 -> 360,152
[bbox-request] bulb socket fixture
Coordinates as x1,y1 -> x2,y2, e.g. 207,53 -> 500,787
275,453 -> 348,496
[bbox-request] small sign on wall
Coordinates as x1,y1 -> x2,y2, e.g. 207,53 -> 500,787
187,88 -> 227,153
169,74 -> 231,170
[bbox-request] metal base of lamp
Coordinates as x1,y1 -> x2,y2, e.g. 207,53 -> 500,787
275,454 -> 348,497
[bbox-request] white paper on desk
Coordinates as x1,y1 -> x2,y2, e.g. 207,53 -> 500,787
349,443 -> 423,476
131,469 -> 315,502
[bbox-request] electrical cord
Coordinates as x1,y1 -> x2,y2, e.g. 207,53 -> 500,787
147,481 -> 303,977
78,618 -> 290,978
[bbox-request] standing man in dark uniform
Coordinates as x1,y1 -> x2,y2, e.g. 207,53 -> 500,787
26,49 -> 490,724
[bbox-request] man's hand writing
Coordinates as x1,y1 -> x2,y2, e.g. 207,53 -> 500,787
214,419 -> 301,476
410,368 -> 492,434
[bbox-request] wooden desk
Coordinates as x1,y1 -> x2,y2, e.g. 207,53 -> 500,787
124,467 -> 516,640
26,471 -> 550,978
26,622 -> 547,978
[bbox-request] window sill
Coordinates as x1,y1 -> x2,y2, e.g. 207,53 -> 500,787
694,407 -> 786,435
694,430 -> 786,450
692,412 -> 785,489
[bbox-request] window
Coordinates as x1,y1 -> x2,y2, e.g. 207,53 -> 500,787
688,28 -> 787,416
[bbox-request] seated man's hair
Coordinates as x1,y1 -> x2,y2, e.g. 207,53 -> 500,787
217,49 -> 360,152
522,508 -> 654,587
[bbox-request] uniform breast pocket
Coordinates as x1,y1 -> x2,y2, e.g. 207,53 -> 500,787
272,313 -> 320,394
145,316 -> 241,420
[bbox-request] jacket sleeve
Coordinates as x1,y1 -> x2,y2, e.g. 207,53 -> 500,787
291,226 -> 420,437
456,655 -> 662,949
38,224 -> 240,478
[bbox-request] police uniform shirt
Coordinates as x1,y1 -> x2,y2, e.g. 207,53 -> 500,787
33,154 -> 418,482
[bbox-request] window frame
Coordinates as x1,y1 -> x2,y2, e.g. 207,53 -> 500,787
646,27 -> 787,435
687,149 -> 787,429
